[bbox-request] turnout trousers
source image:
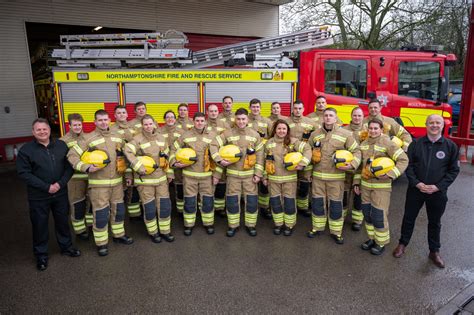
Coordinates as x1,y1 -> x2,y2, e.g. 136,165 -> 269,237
343,173 -> 363,224
183,176 -> 214,227
311,179 -> 345,236
269,181 -> 297,228
67,179 -> 93,234
226,176 -> 258,228
89,185 -> 126,246
174,169 -> 184,214
137,183 -> 172,235
361,188 -> 391,246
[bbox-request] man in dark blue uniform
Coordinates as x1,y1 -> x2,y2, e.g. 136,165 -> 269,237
393,114 -> 460,268
17,118 -> 81,271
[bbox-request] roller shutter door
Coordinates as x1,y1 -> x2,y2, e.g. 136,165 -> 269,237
124,83 -> 199,123
60,83 -> 119,132
205,82 -> 292,116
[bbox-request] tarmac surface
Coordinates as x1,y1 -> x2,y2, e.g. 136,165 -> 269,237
0,163 -> 473,314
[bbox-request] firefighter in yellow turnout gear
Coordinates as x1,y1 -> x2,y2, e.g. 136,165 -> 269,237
306,108 -> 361,244
207,104 -> 231,217
170,112 -> 217,236
362,98 -> 412,151
307,95 -> 342,126
217,96 -> 235,127
176,103 -> 194,130
110,105 -> 140,219
124,114 -> 175,243
60,113 -> 92,240
354,118 -> 408,255
263,119 -> 311,235
247,98 -> 273,219
268,101 -> 288,124
211,108 -> 265,237
67,109 -> 133,257
286,100 -> 319,217
128,101 -> 147,134
160,111 -> 184,216
342,107 -> 366,231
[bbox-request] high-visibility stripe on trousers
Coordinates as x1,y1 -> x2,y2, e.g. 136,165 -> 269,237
183,176 -> 214,227
137,182 -> 172,235
311,178 -> 345,236
361,188 -> 391,246
89,185 -> 126,246
343,173 -> 364,224
269,181 -> 297,228
296,180 -> 310,212
68,180 -> 88,234
214,181 -> 226,212
226,176 -> 258,228
126,186 -> 141,217
258,181 -> 270,210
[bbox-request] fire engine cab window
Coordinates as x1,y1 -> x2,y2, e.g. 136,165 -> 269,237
398,61 -> 440,101
324,60 -> 367,98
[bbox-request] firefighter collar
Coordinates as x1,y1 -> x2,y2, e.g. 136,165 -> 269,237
291,114 -> 303,122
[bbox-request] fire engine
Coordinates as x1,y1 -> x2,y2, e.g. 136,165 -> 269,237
51,27 -> 455,138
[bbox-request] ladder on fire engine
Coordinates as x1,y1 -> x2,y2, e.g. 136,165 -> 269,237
184,27 -> 333,69
52,27 -> 333,68
52,30 -> 192,67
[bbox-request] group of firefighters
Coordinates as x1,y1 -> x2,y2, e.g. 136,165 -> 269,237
62,95 -> 412,257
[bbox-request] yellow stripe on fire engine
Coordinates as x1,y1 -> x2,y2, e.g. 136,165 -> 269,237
63,103 -> 104,122
53,70 -> 298,83
327,104 -> 358,124
399,108 -> 442,128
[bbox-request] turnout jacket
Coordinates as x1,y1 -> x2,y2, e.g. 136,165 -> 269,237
343,122 -> 364,144
286,115 -> 319,140
124,129 -> 172,185
211,126 -> 264,179
263,136 -> 311,183
207,117 -> 229,134
67,127 -> 124,188
362,114 -> 412,151
160,124 -> 183,148
169,127 -> 217,179
268,114 -> 287,124
217,111 -> 235,127
128,117 -> 143,135
17,138 -> 73,200
354,134 -> 408,191
248,113 -> 272,139
60,131 -> 89,181
110,121 -> 134,143
307,125 -> 361,181
176,116 -> 193,130
307,109 -> 342,127
405,136 -> 459,192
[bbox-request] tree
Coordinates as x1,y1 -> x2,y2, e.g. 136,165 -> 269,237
281,0 -> 448,49
280,0 -> 470,77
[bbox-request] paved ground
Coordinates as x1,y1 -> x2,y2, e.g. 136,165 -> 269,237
0,164 -> 473,313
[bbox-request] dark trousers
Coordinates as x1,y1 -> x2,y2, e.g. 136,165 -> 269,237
29,194 -> 73,259
399,187 -> 448,252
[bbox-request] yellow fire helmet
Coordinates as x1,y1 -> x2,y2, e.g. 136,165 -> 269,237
391,136 -> 403,148
81,149 -> 110,169
137,156 -> 158,175
283,152 -> 303,171
219,144 -> 243,164
176,148 -> 198,166
370,157 -> 395,177
333,150 -> 353,169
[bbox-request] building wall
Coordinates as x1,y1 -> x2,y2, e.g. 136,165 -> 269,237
0,0 -> 279,139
